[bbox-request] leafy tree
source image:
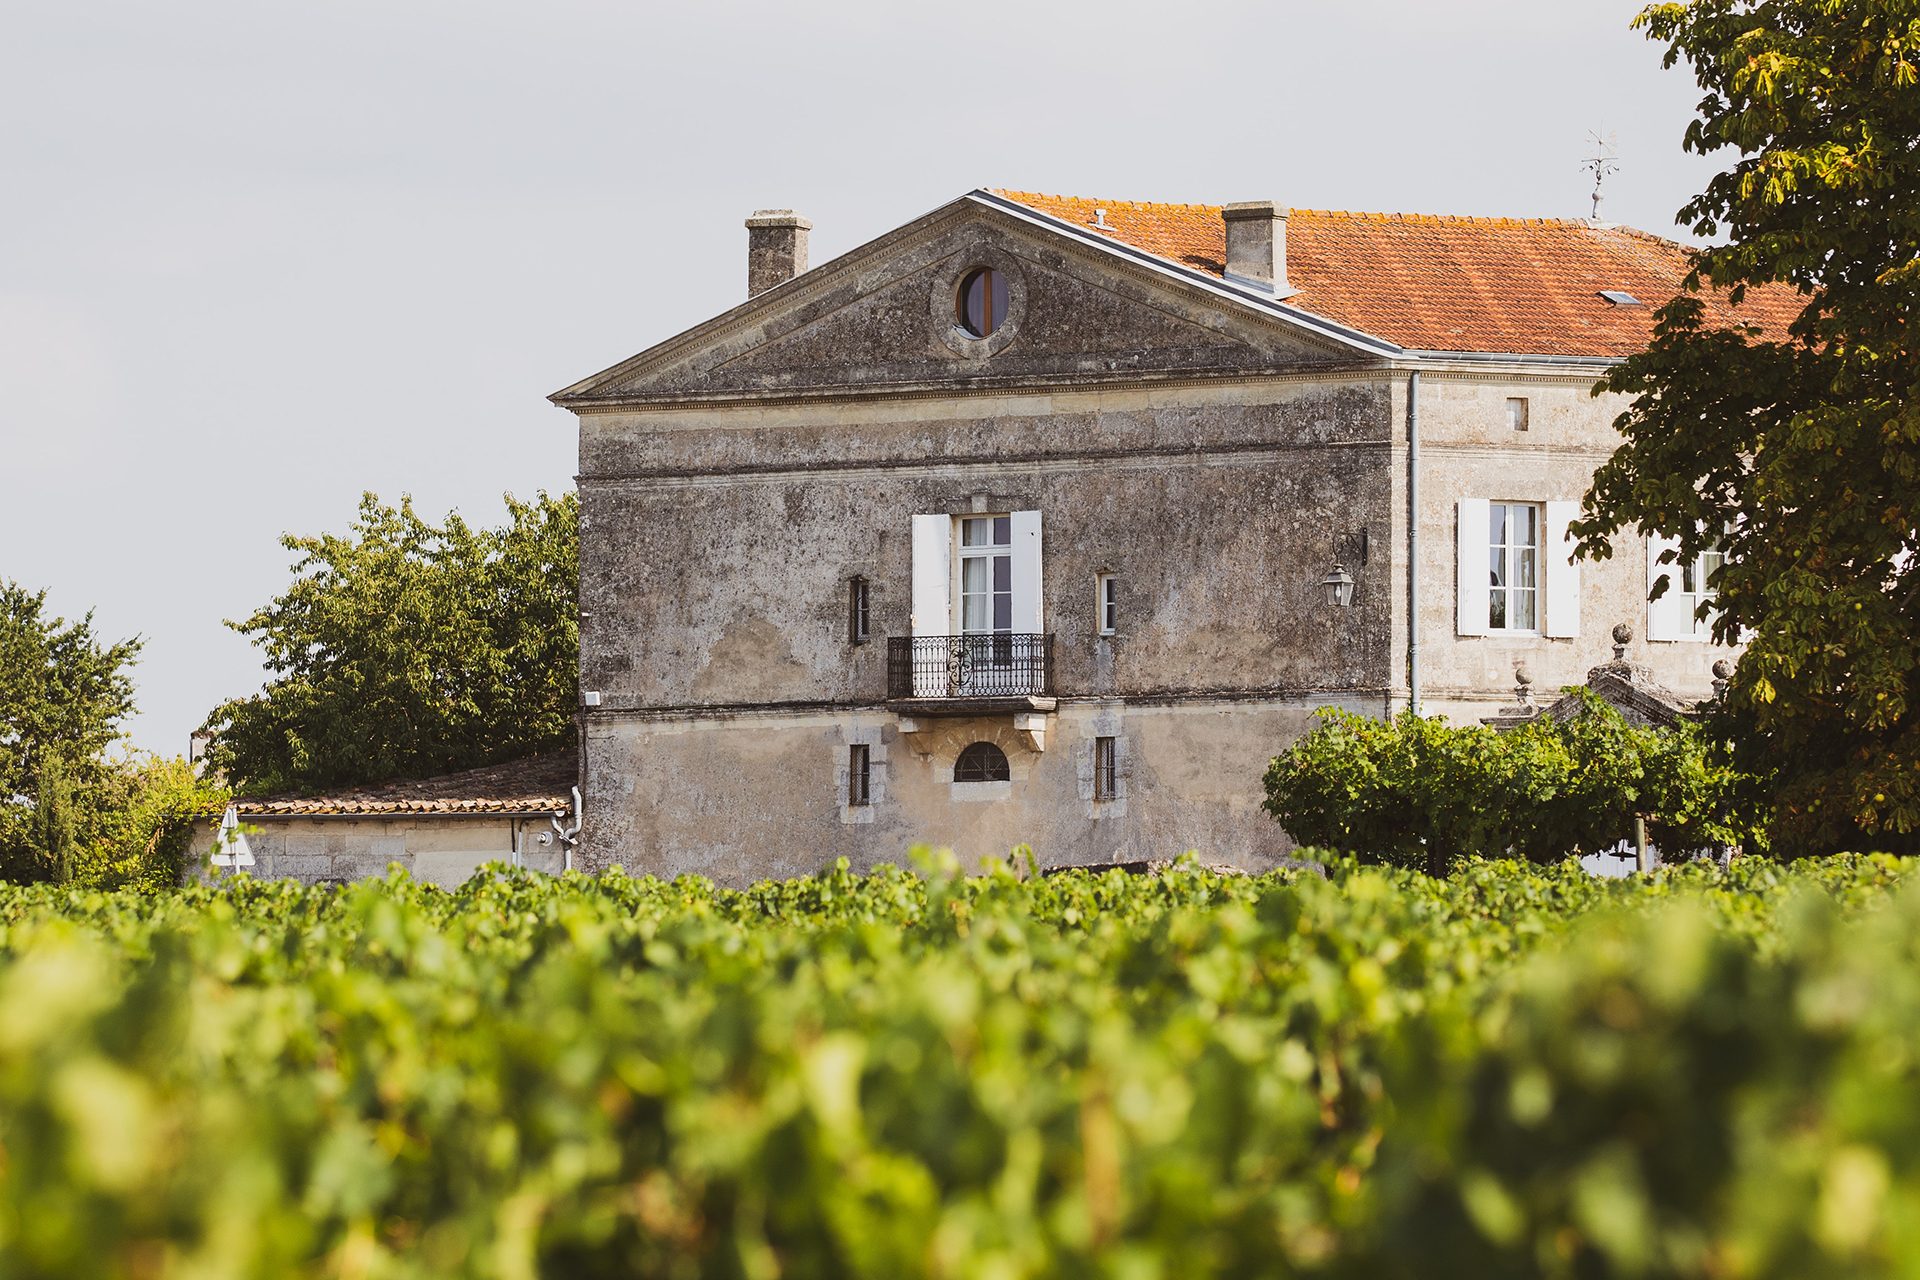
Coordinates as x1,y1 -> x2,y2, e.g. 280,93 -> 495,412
72,755 -> 229,892
0,581 -> 140,880
203,491 -> 579,796
24,755 -> 77,883
1263,695 -> 1761,875
1572,1 -> 1920,854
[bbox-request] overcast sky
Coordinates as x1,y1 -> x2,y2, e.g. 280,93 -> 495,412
3,0 -> 1722,756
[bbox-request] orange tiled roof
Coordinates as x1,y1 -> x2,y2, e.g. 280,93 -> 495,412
990,190 -> 1805,358
237,750 -> 577,817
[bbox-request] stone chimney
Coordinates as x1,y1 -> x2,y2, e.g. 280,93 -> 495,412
1222,200 -> 1290,295
745,210 -> 812,298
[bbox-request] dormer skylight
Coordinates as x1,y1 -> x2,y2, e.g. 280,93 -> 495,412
1598,289 -> 1643,306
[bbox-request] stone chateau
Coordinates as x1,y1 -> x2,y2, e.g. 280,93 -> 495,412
198,188 -> 1796,885
546,189 -> 1794,881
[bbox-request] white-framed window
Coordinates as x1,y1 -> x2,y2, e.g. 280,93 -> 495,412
1507,397 -> 1529,432
1488,501 -> 1540,632
909,510 -> 1043,641
1648,532 -> 1725,641
1679,545 -> 1723,637
1096,573 -> 1118,636
908,510 -> 1045,697
1456,499 -> 1579,638
958,516 -> 1013,635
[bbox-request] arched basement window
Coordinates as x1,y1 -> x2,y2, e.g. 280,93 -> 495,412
953,741 -> 1010,783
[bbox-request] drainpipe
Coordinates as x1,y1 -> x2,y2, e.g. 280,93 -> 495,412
1407,369 -> 1422,716
551,786 -> 583,873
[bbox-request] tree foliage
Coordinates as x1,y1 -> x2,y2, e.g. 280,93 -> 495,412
203,491 -> 579,796
0,581 -> 140,880
1263,694 -> 1761,874
1573,0 -> 1920,854
72,756 -> 230,893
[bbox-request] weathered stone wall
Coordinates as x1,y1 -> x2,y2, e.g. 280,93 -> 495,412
579,377 -> 1396,712
575,373 -> 1397,879
580,697 -> 1372,882
1386,368 -> 1739,725
187,816 -> 568,887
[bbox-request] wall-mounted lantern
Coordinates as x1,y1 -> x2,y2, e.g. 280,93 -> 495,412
1322,563 -> 1356,609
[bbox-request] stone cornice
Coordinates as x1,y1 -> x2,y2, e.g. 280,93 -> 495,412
561,353 -> 1615,419
577,687 -> 1391,724
1410,442 -> 1623,462
566,361 -> 1392,415
1386,359 -> 1618,385
582,437 -> 1395,488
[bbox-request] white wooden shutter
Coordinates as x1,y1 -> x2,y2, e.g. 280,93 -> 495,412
1456,499 -> 1491,636
1646,532 -> 1690,641
1543,501 -> 1581,638
910,514 -> 951,638
1010,509 -> 1044,634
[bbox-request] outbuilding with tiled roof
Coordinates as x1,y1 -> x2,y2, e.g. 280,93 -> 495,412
192,751 -> 580,886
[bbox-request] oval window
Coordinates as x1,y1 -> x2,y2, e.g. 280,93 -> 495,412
953,741 -> 1011,783
955,267 -> 1009,338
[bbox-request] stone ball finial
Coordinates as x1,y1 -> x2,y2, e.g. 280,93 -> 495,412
1612,622 -> 1634,646
1513,661 -> 1534,707
1711,657 -> 1734,705
1514,662 -> 1533,687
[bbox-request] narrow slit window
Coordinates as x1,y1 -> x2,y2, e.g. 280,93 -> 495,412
1507,397 -> 1529,432
848,576 -> 870,645
1097,573 -> 1118,636
848,743 -> 871,806
1094,736 -> 1118,800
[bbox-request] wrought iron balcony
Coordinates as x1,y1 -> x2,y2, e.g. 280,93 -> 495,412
886,633 -> 1055,703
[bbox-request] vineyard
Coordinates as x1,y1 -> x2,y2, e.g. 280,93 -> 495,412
3,853 -> 1919,1278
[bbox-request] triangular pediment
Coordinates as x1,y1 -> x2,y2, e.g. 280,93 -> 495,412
1546,670 -> 1693,729
1487,658 -> 1700,733
554,196 -> 1385,405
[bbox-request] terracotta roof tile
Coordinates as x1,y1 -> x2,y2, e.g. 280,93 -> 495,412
237,750 -> 577,817
991,190 -> 1805,358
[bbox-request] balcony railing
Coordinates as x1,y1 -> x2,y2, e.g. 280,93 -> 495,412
887,633 -> 1054,701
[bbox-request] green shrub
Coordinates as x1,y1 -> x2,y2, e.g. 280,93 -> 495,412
1263,693 -> 1764,873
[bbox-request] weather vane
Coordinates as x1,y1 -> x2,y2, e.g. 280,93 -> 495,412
1581,130 -> 1620,223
